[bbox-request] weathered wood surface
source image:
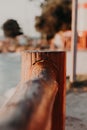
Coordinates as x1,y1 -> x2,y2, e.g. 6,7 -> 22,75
21,51 -> 66,130
0,51 -> 66,130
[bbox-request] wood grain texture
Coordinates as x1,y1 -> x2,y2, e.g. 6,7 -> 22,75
21,51 -> 66,130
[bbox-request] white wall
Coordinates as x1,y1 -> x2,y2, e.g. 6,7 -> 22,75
0,0 -> 41,37
77,0 -> 87,31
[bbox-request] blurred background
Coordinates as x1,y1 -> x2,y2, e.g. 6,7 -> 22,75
0,0 -> 41,37
0,0 -> 87,130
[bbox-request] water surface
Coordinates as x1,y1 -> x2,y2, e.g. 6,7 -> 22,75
0,53 -> 21,96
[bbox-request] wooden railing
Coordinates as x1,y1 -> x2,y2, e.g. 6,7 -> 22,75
0,50 -> 66,130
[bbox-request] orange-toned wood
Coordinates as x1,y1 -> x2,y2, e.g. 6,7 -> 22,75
0,51 -> 66,130
21,50 -> 66,130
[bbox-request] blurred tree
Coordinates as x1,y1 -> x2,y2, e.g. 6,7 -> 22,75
34,0 -> 72,38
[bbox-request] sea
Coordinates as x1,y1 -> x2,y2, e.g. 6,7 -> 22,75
0,53 -> 21,96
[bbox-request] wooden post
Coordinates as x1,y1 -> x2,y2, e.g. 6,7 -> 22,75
21,50 -> 66,130
0,50 -> 66,130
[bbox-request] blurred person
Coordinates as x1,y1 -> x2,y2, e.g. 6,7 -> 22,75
2,19 -> 29,52
50,31 -> 65,49
50,30 -> 72,50
64,30 -> 72,49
